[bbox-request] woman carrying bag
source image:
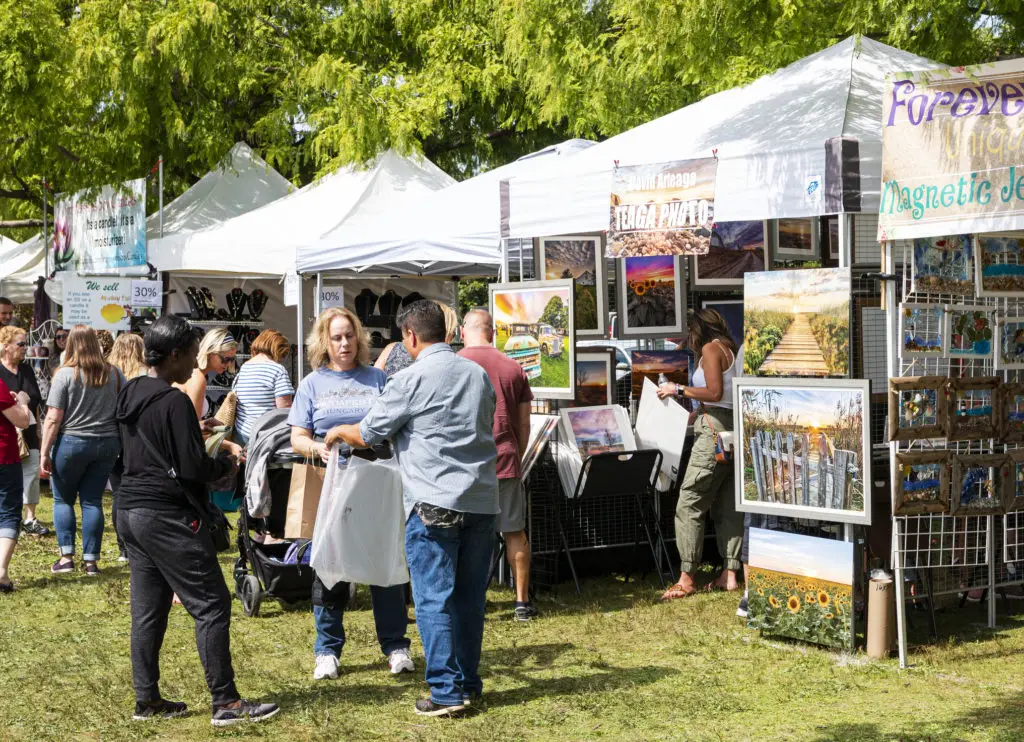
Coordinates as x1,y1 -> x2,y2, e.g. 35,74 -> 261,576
657,309 -> 743,600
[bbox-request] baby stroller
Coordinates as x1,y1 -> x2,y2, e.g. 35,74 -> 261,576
233,409 -> 317,617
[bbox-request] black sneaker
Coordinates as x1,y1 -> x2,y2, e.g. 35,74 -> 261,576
513,603 -> 539,622
51,558 -> 74,574
414,699 -> 467,717
21,519 -> 51,537
462,692 -> 486,710
211,700 -> 280,727
132,699 -> 188,721
736,594 -> 749,618
83,562 -> 100,577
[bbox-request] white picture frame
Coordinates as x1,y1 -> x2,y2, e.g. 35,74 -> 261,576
734,377 -> 872,526
898,303 -> 946,359
691,220 -> 767,288
996,316 -> 1024,371
536,234 -> 607,337
975,232 -> 1024,298
773,218 -> 820,261
559,404 -> 637,461
615,255 -> 685,340
943,304 -> 995,360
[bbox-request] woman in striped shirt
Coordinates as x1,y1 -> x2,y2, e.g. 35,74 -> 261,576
232,330 -> 294,446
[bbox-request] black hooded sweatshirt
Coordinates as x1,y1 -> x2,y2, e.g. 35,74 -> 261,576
115,376 -> 232,513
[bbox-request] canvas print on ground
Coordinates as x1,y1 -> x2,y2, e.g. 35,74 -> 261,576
539,236 -> 604,336
736,379 -> 871,526
744,267 -> 850,377
747,528 -> 854,650
899,303 -> 944,357
894,451 -> 950,515
945,306 -> 994,359
888,376 -> 948,442
616,256 -> 684,338
490,280 -> 575,400
976,234 -> 1024,297
910,235 -> 973,296
693,221 -> 765,286
951,454 -> 1007,516
631,350 -> 690,400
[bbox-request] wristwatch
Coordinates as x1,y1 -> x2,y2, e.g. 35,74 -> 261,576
675,383 -> 683,397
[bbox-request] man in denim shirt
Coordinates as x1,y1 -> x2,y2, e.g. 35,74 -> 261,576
326,300 -> 498,717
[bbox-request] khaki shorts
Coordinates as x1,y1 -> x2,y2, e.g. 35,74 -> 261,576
496,477 -> 526,533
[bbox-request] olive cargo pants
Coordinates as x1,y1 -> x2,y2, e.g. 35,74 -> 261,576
674,406 -> 743,574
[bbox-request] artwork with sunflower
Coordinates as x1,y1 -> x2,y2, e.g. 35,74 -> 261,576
615,256 -> 685,339
746,528 -> 854,650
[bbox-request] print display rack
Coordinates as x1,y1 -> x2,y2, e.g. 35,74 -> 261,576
888,239 -> 1022,669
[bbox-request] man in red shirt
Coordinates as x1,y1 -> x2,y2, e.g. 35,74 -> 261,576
459,309 -> 537,621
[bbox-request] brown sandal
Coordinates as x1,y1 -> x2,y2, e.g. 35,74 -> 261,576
660,583 -> 698,601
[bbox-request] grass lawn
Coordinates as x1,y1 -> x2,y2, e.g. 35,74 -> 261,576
4,496 -> 1024,741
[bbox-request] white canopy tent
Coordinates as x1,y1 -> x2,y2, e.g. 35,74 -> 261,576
296,139 -> 595,277
149,149 -> 454,276
504,36 -> 941,239
0,234 -> 45,304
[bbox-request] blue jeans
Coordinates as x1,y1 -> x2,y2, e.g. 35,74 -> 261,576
405,510 -> 496,705
51,435 -> 120,562
312,580 -> 411,658
0,463 -> 24,540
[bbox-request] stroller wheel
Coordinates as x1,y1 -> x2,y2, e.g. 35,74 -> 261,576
239,575 -> 263,617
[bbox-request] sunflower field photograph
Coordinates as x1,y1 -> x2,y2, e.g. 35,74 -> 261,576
746,528 -> 854,650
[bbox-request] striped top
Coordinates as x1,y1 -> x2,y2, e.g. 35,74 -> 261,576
233,359 -> 295,438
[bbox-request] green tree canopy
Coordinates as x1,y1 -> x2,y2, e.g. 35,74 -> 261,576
540,295 -> 567,330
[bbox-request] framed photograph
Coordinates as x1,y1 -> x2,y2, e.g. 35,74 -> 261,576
747,528 -> 854,650
1002,383 -> 1024,443
743,267 -> 851,377
615,255 -> 685,339
975,233 -> 1024,298
1004,449 -> 1024,513
700,298 -> 743,348
734,377 -> 872,526
888,376 -> 948,442
559,405 -> 637,460
894,451 -> 950,516
574,349 -> 616,406
947,376 -> 1000,441
522,414 -> 559,479
489,279 -> 575,400
537,235 -> 607,337
827,217 -> 840,261
774,218 -> 820,261
944,305 -> 994,360
899,303 -> 945,358
692,221 -> 766,288
950,454 -> 1008,516
996,317 -> 1024,370
909,235 -> 974,296
631,349 -> 690,400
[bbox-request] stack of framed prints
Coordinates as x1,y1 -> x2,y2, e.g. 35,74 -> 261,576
522,414 -> 559,479
555,405 -> 636,498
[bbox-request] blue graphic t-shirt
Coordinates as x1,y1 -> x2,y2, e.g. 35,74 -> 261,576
288,365 -> 387,439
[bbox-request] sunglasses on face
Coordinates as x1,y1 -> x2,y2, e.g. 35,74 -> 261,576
13,342 -> 26,348
55,335 -> 68,341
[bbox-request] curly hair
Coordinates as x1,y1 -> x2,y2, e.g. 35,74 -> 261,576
0,325 -> 26,347
108,333 -> 146,379
306,307 -> 370,369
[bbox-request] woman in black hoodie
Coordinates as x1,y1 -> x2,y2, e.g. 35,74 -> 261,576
114,315 -> 279,727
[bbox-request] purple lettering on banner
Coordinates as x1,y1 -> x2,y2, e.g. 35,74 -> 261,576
926,91 -> 955,122
908,95 -> 928,125
1003,83 -> 1024,116
952,87 -> 979,117
978,82 -> 1000,115
887,80 -> 915,126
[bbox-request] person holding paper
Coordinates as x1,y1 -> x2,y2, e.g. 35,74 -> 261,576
288,306 -> 414,682
657,309 -> 743,601
326,300 -> 499,718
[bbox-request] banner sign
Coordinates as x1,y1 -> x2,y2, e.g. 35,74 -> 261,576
607,157 -> 717,258
53,178 -> 147,274
879,60 -> 1024,240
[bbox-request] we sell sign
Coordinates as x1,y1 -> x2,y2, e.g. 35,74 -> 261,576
61,273 -> 133,332
879,59 -> 1024,240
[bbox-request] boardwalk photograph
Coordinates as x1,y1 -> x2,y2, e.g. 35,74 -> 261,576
736,379 -> 871,525
743,267 -> 850,377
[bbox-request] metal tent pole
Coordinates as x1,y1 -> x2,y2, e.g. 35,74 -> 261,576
158,155 -> 164,239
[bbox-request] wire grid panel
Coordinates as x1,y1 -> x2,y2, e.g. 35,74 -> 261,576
895,514 -> 989,569
1004,511 -> 1024,566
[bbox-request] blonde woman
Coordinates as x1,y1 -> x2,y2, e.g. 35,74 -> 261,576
289,307 -> 414,681
0,326 -> 47,537
109,333 -> 148,380
40,326 -> 124,576
232,330 -> 293,446
375,300 -> 458,376
176,328 -> 237,420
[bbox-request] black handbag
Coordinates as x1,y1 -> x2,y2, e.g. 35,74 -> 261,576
132,425 -> 234,552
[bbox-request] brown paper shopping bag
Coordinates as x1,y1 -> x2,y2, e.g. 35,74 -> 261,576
285,460 -> 326,539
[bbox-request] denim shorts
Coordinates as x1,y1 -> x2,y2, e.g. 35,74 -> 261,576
0,462 -> 25,540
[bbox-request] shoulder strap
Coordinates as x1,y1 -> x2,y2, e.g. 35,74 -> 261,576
130,423 -> 210,520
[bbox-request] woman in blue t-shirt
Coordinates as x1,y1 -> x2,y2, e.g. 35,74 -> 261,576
288,307 -> 415,681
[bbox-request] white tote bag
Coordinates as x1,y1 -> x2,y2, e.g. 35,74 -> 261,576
310,448 -> 409,589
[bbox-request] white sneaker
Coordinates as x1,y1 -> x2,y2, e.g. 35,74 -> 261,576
313,654 -> 340,680
388,648 -> 414,675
